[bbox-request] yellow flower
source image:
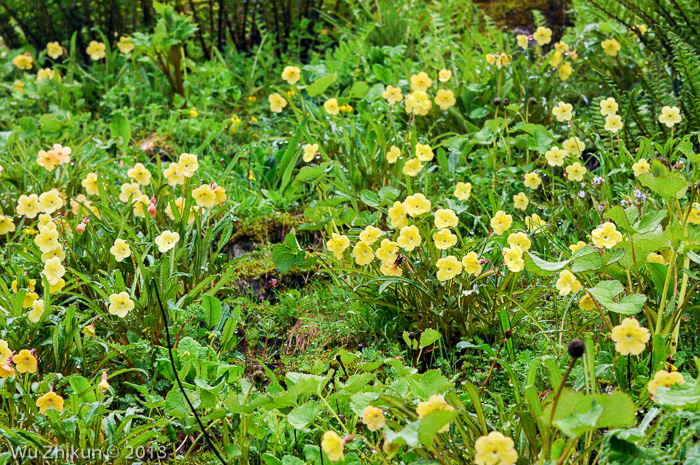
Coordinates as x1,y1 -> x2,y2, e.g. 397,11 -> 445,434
555,270 -> 581,296
213,185 -> 227,205
117,36 -> 135,54
555,41 -> 569,53
490,210 -> 512,236
324,98 -> 340,115
591,222 -> 623,249
562,137 -> 585,156
549,51 -> 563,68
12,278 -> 37,293
327,233 -> 350,259
110,238 -> 131,262
600,97 -> 618,116
433,229 -> 457,250
12,80 -> 25,93
647,252 -> 666,265
37,68 -> 54,82
524,172 -> 541,189
601,38 -> 621,57
507,232 -> 531,251
47,42 -> 63,59
386,145 -> 401,164
545,146 -> 566,167
81,173 -> 99,195
388,201 -> 409,229
13,53 -> 34,70
566,162 -> 587,182
503,246 -> 525,272
155,231 -> 180,253
405,90 -> 432,115
533,26 -> 552,46
436,255 -> 462,281
375,239 -> 399,265
192,184 -> 217,208
486,54 -> 496,65
462,252 -> 482,275
647,370 -> 684,396
410,71 -> 432,92
611,317 -> 650,356
302,143 -> 319,163
0,215 -> 16,235
448,183 -> 472,203
83,324 -> 96,337
188,107 -> 198,118
359,225 -> 382,245
339,103 -> 353,113
604,114 -> 624,133
558,62 -> 573,81
49,278 -> 66,294
434,209 -> 458,229
0,340 -> 11,365
28,299 -> 45,323
658,106 -> 681,128
268,93 -> 287,113
404,194 -> 431,217
119,182 -> 142,203
108,292 -> 135,317
438,69 -> 452,82
321,431 -> 344,462
475,431 -> 518,465
39,190 -> 64,214
435,89 -> 456,111
635,24 -> 648,35
687,203 -> 700,225
86,40 -> 107,60
381,85 -> 403,104
127,163 -> 152,185
402,158 -> 424,177
496,53 -> 510,67
362,405 -> 385,431
132,194 -> 150,218
397,225 -> 422,251
416,395 -> 454,432
552,102 -> 573,122
513,192 -> 529,211
353,242 -> 374,265
516,34 -> 529,49
34,227 -> 59,253
14,349 -> 38,373
36,391 -> 64,414
98,372 -> 111,393
23,292 -> 39,309
579,293 -> 596,310
41,246 -> 65,263
281,66 -> 301,85
632,159 -> 650,177
415,143 -> 434,162
0,363 -> 15,379
164,162 -> 185,186
569,241 -> 587,253
17,194 -> 41,218
42,257 -> 66,286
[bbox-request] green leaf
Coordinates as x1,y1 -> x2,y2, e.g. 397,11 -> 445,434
526,252 -> 570,274
292,162 -> 331,188
287,400 -> 320,430
418,410 -> 457,445
544,390 -> 636,435
306,73 -> 337,97
110,116 -> 132,148
419,328 -> 440,349
638,172 -> 688,201
350,392 -> 379,416
408,370 -> 452,400
653,381 -> 700,410
554,400 -> 604,438
273,232 -> 306,273
201,295 -> 222,328
384,422 -> 420,448
359,190 -> 380,207
586,280 -> 646,315
349,81 -> 370,99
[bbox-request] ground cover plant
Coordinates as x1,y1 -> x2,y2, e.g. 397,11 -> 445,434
1,0 -> 700,463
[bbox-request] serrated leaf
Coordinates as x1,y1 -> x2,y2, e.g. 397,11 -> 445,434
418,410 -> 457,445
586,280 -> 645,315
419,328 -> 441,349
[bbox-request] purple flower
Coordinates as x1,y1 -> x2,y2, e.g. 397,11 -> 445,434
593,176 -> 605,186
578,191 -> 586,199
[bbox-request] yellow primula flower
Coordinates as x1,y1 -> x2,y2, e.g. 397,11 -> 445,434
127,163 -> 152,186
17,194 -> 41,218
404,193 -> 431,217
562,137 -> 585,156
475,431 -> 518,465
0,215 -> 16,235
524,172 -> 541,190
28,299 -> 45,323
611,317 -> 650,356
47,42 -> 63,59
119,182 -> 142,203
326,233 -> 350,259
532,26 -> 552,46
82,173 -> 100,195
579,293 -> 596,310
658,106 -> 681,128
281,66 -> 301,85
42,257 -> 66,286
646,252 -> 666,265
0,340 -> 11,365
434,89 -> 456,111
433,229 -> 457,250
503,246 -> 525,272
555,270 -> 581,296
436,255 -> 462,281
402,158 -> 424,177
36,391 -> 64,414
386,145 -> 401,164
632,159 -> 650,177
14,349 -> 38,373
434,209 -> 458,229
324,98 -> 340,115
117,36 -> 135,54
415,143 -> 434,162
410,71 -> 432,92
34,227 -> 59,253
388,201 -> 409,229
416,395 -> 454,432
375,239 -> 399,265
604,114 -> 624,133
454,182 -> 472,200
558,62 -> 573,81
359,225 -> 382,245
321,431 -> 344,462
490,210 -> 512,236
513,192 -> 529,211
569,241 -> 587,253
353,242 -> 374,265
591,222 -> 623,249
647,370 -> 684,396
516,34 -> 529,49
86,40 -> 107,60
552,102 -> 573,122
507,232 -> 531,251
397,225 -> 422,251
601,38 -> 621,57
438,69 -> 452,82
13,53 -> 34,70
362,405 -> 386,431
155,231 -> 180,253
303,143 -> 319,163
565,162 -> 587,182
192,184 -> 217,208
462,252 -> 482,275
268,93 -> 287,113
600,97 -> 618,116
545,146 -> 566,167
110,238 -> 131,262
108,292 -> 135,317
381,85 -> 403,104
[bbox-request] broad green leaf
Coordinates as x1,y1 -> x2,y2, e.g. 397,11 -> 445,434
201,294 -> 222,328
273,232 -> 306,273
419,328 -> 441,349
638,172 -> 688,201
586,280 -> 646,315
287,400 -> 320,429
418,410 -> 457,445
554,400 -> 604,438
306,73 -> 337,97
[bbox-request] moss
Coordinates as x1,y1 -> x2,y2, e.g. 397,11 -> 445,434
229,244 -> 277,279
229,212 -> 301,245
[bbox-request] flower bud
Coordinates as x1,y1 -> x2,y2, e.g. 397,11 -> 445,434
567,339 -> 585,358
